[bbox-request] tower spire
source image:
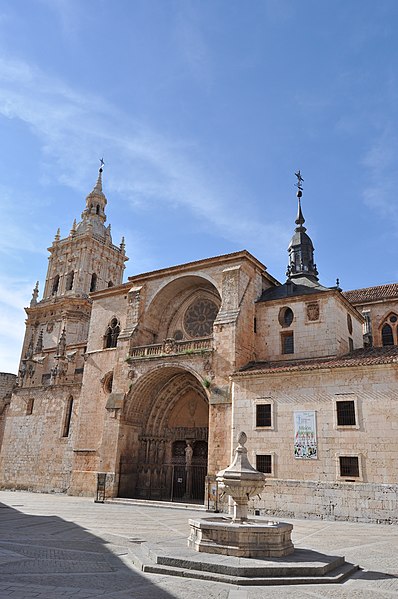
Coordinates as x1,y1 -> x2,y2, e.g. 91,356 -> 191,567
287,170 -> 319,281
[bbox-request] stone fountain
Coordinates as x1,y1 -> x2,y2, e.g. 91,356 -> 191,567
188,431 -> 294,558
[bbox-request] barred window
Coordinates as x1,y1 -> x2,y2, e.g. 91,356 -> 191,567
282,332 -> 294,354
256,404 -> 271,427
336,400 -> 356,426
339,456 -> 359,478
256,454 -> 272,474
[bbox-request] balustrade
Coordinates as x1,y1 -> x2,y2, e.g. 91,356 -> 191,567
128,336 -> 213,359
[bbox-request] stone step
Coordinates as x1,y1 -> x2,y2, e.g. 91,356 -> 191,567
128,543 -> 359,586
107,497 -> 206,511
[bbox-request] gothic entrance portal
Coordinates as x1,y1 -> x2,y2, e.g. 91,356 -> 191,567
118,367 -> 209,504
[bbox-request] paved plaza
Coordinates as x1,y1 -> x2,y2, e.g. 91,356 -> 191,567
0,491 -> 397,598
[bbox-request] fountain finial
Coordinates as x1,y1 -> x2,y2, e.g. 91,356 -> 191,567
237,431 -> 247,446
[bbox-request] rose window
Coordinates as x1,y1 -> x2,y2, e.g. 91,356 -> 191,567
184,298 -> 218,338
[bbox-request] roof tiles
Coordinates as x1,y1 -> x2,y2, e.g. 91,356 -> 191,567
344,284 -> 398,304
236,346 -> 398,376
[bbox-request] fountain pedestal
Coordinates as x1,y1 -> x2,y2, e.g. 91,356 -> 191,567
188,517 -> 293,558
188,432 -> 294,558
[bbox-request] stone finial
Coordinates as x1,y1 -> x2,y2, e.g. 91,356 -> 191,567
120,236 -> 125,253
237,431 -> 247,446
30,281 -> 39,307
69,219 -> 77,237
54,228 -> 61,243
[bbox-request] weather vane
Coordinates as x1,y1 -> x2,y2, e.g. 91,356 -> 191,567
99,157 -> 105,171
295,170 -> 304,191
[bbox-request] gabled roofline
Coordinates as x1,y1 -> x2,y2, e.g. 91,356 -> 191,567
91,250 -> 280,299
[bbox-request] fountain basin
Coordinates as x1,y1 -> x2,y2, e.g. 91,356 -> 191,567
188,516 -> 294,558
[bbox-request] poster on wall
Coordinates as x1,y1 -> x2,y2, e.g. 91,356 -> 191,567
294,411 -> 317,459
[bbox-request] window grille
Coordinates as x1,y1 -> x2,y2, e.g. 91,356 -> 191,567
336,400 -> 356,426
256,404 -> 271,427
339,456 -> 359,478
256,454 -> 272,474
282,332 -> 294,354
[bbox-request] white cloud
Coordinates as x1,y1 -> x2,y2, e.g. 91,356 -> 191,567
0,277 -> 31,373
362,128 -> 398,223
173,1 -> 212,87
0,54 -> 289,256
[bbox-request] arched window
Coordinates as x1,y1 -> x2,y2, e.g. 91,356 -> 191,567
66,271 -> 74,291
108,280 -> 114,288
52,275 -> 60,294
62,396 -> 73,437
382,323 -> 394,346
104,318 -> 120,348
96,204 -> 100,215
90,273 -> 97,292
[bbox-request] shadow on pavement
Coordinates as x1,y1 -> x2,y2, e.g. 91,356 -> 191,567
355,569 -> 398,581
0,501 -> 175,598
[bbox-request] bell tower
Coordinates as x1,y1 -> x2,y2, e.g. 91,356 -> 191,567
18,162 -> 128,387
43,163 -> 127,299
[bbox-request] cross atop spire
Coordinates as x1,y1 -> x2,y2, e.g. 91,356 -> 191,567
94,159 -> 104,193
295,170 -> 304,194
294,170 -> 305,227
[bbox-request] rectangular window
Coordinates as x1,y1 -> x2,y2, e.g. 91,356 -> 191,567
336,400 -> 356,426
26,398 -> 34,415
282,332 -> 294,354
339,456 -> 359,478
256,404 -> 272,427
62,398 -> 74,437
256,454 -> 272,474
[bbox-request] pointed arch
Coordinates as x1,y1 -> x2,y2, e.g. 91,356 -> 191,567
104,317 -> 120,348
379,312 -> 398,346
382,323 -> 394,346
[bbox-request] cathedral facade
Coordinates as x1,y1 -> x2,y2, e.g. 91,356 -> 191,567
1,169 -> 397,523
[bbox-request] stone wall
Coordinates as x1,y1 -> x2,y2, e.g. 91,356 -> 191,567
231,361 -> 398,521
248,479 -> 398,524
0,383 -> 80,493
255,292 -> 363,362
0,373 -> 16,401
0,373 -> 17,454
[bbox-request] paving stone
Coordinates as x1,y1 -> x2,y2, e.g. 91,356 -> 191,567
0,490 -> 397,598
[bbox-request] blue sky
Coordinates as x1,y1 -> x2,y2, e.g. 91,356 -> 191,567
1,0 -> 398,373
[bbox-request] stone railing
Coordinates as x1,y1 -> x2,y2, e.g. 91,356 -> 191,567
128,337 -> 213,360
